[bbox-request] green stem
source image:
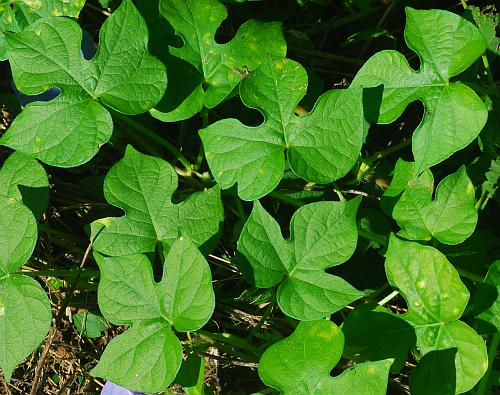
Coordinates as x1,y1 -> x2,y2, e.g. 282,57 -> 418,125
196,330 -> 259,356
269,191 -> 305,208
17,269 -> 100,278
475,189 -> 489,211
460,0 -> 468,9
378,290 -> 399,306
288,46 -> 363,66
456,268 -> 484,283
476,332 -> 500,395
357,228 -> 388,246
366,138 -> 412,165
112,112 -> 192,170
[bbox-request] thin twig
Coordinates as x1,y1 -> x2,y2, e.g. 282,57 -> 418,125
29,326 -> 57,395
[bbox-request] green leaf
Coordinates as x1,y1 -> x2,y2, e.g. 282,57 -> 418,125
475,260 -> 500,333
385,235 -> 488,393
91,145 -> 223,256
258,320 -> 392,395
0,275 -> 52,382
1,0 -> 166,167
0,151 -> 49,218
343,304 -> 416,372
175,354 -> 207,395
237,197 -> 363,320
73,311 -> 109,338
392,166 -> 478,245
200,57 -> 364,200
0,0 -> 85,61
380,158 -> 416,216
92,237 -> 214,393
95,253 -> 161,325
0,196 -> 37,275
352,8 -> 488,173
157,238 -> 215,332
91,319 -> 183,393
409,348 -> 458,395
150,0 -> 286,122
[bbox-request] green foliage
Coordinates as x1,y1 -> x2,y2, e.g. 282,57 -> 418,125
385,235 -> 488,393
0,0 -> 166,167
352,7 -> 488,173
0,155 -> 51,381
0,0 -> 86,60
0,2 -> 497,394
91,146 -> 224,256
73,311 -> 109,338
258,320 -> 393,394
201,57 -> 364,200
150,0 -> 286,121
237,197 -> 363,320
91,237 -> 215,393
475,260 -> 500,333
392,164 -> 478,244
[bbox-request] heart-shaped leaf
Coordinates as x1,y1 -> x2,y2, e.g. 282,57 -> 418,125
92,237 -> 215,393
91,145 -> 223,256
392,165 -> 477,245
200,56 -> 364,200
385,235 -> 488,393
237,197 -> 363,320
1,0 -> 167,167
352,8 -> 487,173
259,320 -> 393,395
150,0 -> 286,122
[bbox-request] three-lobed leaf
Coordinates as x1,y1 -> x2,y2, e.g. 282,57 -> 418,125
385,235 -> 488,393
259,320 -> 393,395
1,0 -> 166,167
92,237 -> 215,393
91,145 -> 223,256
150,0 -> 286,121
201,56 -> 364,200
237,197 -> 363,320
352,7 -> 488,173
391,163 -> 477,245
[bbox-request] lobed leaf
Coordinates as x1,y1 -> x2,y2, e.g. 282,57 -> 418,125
258,320 -> 392,395
150,0 -> 286,121
392,164 -> 477,245
92,237 -> 215,393
352,8 -> 488,173
1,0 -> 166,167
91,145 -> 223,256
201,57 -> 364,200
237,197 -> 363,320
385,235 -> 488,393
